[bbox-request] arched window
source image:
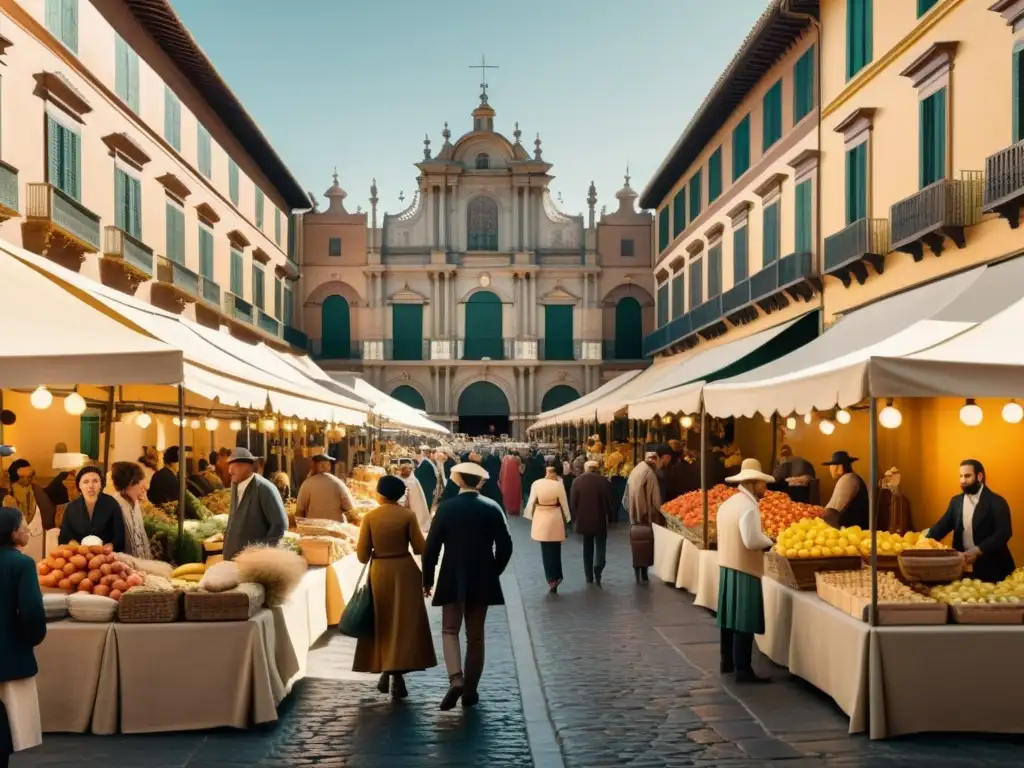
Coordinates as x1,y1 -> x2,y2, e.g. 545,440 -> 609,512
467,196 -> 499,251
391,385 -> 426,411
614,297 -> 644,360
321,295 -> 352,359
475,153 -> 490,169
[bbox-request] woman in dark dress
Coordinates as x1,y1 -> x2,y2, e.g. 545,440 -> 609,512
57,466 -> 125,552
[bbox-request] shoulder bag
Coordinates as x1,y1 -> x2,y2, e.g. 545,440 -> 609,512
338,559 -> 374,638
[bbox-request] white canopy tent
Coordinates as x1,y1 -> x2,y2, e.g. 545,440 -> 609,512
703,258 -> 1024,418
528,369 -> 643,431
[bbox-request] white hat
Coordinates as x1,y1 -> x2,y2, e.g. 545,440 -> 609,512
725,458 -> 775,484
584,460 -> 599,470
450,462 -> 489,480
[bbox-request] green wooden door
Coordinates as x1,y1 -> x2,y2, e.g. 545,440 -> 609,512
80,411 -> 100,460
544,305 -> 574,360
464,291 -> 503,360
321,295 -> 352,359
391,385 -> 426,411
392,304 -> 424,360
614,297 -> 643,359
541,385 -> 580,412
458,381 -> 510,416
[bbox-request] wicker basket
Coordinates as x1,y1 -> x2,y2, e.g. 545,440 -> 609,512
662,515 -> 686,535
184,583 -> 265,622
299,536 -> 346,566
950,602 -> 1024,625
679,524 -> 717,550
118,590 -> 181,624
765,551 -> 862,591
898,550 -> 964,583
296,518 -> 349,539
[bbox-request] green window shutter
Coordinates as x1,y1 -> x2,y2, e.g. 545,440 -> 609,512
917,0 -> 938,16
255,189 -> 265,229
197,125 -> 211,177
64,0 -> 78,53
229,160 -> 239,205
45,0 -> 61,37
845,143 -> 868,224
62,124 -> 80,200
328,237 -> 342,257
794,46 -> 815,123
275,209 -> 282,245
658,207 -> 670,252
688,259 -> 703,308
847,0 -> 873,80
164,88 -> 181,150
795,179 -> 812,254
252,264 -> 264,310
763,202 -> 779,266
543,305 -> 574,360
165,203 -> 185,263
656,283 -> 669,327
199,227 -> 214,278
689,170 -> 702,221
463,292 -> 503,360
274,277 -> 283,319
733,226 -> 749,282
670,273 -> 685,320
732,115 -> 750,181
115,35 -> 140,112
115,167 -> 127,232
763,79 -> 782,151
129,176 -> 142,238
708,148 -> 723,203
283,286 -> 294,326
47,116 -> 61,189
672,188 -> 686,237
919,91 -> 946,189
613,298 -> 643,359
1015,47 -> 1023,143
708,244 -> 723,298
230,248 -> 243,295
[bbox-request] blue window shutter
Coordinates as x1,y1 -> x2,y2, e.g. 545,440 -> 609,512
1014,47 -> 1023,143
917,0 -> 938,16
708,148 -> 723,202
670,273 -> 685,320
733,226 -> 749,282
115,168 -> 127,232
688,259 -> 702,308
656,283 -> 669,327
658,208 -> 670,252
763,80 -> 782,150
708,244 -> 722,297
689,170 -> 702,221
672,188 -> 686,237
795,180 -> 812,254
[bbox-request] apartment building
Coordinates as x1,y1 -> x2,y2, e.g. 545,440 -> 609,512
641,0 -> 821,360
0,0 -> 309,348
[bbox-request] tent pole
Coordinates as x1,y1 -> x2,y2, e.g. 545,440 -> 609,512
770,413 -> 778,468
101,387 -> 116,475
869,397 -> 879,628
701,404 -> 709,550
0,390 -> 5,477
177,384 -> 186,540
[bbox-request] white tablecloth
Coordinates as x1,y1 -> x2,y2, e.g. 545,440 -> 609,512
652,524 -> 684,584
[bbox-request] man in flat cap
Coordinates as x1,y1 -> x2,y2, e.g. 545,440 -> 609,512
223,447 -> 288,560
570,460 -> 615,585
295,450 -> 355,523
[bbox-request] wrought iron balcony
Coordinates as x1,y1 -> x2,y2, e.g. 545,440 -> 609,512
198,275 -> 221,308
155,256 -> 200,299
283,325 -> 308,351
689,296 -> 728,340
102,226 -> 153,279
0,162 -> 18,222
721,280 -> 752,318
824,218 -> 890,287
257,310 -> 282,338
222,291 -> 254,324
25,182 -> 101,254
983,140 -> 1024,227
891,173 -> 983,260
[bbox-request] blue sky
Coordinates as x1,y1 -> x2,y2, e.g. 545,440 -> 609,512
171,0 -> 770,217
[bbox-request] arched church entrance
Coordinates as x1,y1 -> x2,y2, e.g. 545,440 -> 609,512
390,385 -> 426,411
541,385 -> 580,412
457,381 -> 510,437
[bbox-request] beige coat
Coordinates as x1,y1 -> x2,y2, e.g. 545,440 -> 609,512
295,472 -> 355,522
626,461 -> 663,526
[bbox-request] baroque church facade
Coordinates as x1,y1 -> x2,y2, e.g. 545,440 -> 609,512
295,90 -> 655,437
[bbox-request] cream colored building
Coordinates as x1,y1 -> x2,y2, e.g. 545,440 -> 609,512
299,90 -> 655,437
0,0 -> 308,350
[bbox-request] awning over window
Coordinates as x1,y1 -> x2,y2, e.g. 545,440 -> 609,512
529,369 -> 643,430
704,258 -> 1024,418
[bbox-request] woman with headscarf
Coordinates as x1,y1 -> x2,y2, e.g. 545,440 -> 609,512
1,461 -> 53,561
57,466 -> 125,552
110,462 -> 152,559
352,474 -> 437,699
524,458 -> 572,594
498,451 -> 523,516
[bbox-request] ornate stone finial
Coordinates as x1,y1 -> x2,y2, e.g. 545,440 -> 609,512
370,177 -> 378,202
332,167 -> 339,186
587,181 -> 597,207
600,205 -> 607,217
534,133 -> 543,160
624,164 -> 631,188
398,190 -> 405,204
356,205 -> 362,213
513,121 -> 522,144
442,121 -> 451,142
423,134 -> 432,160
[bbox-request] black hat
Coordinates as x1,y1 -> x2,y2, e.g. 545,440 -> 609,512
376,474 -> 406,503
75,465 -> 104,487
822,450 -> 858,466
312,451 -> 336,463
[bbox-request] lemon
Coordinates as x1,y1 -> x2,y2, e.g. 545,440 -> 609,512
831,546 -> 844,556
785,548 -> 798,558
797,548 -> 810,558
810,546 -> 822,557
846,545 -> 858,556
814,534 -> 826,546
837,537 -> 849,548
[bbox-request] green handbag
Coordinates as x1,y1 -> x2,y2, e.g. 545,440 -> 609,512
338,559 -> 374,638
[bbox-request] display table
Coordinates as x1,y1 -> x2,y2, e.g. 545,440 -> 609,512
326,553 -> 365,625
692,549 -> 720,611
675,539 -> 701,592
270,568 -> 325,692
652,524 -> 684,584
35,621 -> 118,734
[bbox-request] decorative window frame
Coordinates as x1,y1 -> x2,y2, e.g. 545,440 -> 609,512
834,107 -> 876,218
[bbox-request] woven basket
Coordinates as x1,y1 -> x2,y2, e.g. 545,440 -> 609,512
184,582 -> 265,622
662,515 -> 686,535
898,550 -> 964,583
299,536 -> 346,566
950,602 -> 1024,625
765,551 -> 862,591
679,525 -> 717,550
296,518 -> 349,539
118,590 -> 181,623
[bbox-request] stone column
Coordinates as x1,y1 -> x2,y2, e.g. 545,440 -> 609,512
429,273 -> 438,337
511,186 -> 519,251
439,186 -> 447,250
512,274 -> 520,338
528,367 -> 536,414
523,188 -> 530,252
449,271 -> 457,340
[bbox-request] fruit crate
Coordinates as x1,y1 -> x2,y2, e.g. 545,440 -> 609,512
765,551 -> 861,591
679,524 -> 717,551
851,596 -> 948,625
950,603 -> 1024,625
662,515 -> 686,536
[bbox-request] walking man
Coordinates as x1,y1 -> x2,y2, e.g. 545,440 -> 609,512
422,462 -> 513,711
569,460 -> 615,585
624,445 -> 672,583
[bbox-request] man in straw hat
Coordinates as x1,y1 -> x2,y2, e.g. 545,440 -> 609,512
223,447 -> 289,560
422,461 -> 513,711
717,458 -> 775,683
295,450 -> 355,523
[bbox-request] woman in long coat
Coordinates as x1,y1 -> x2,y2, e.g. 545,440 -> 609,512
352,475 -> 437,699
524,459 -> 572,593
498,453 -> 523,516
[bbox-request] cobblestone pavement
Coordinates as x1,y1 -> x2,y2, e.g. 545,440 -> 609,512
507,517 -> 1024,767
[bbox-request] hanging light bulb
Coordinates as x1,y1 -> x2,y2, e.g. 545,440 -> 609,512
135,411 -> 152,429
338,426 -> 347,438
1003,400 -> 1023,424
680,415 -> 694,429
262,416 -> 277,432
878,399 -> 902,429
660,414 -> 672,426
959,398 -> 983,427
785,416 -> 797,430
64,392 -> 86,416
836,409 -> 851,425
248,421 -> 258,430
819,419 -> 835,436
205,417 -> 219,432
229,420 -> 243,432
172,416 -> 182,427
803,412 -> 813,425
30,386 -> 53,410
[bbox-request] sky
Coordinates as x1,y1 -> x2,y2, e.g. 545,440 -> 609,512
170,0 -> 771,218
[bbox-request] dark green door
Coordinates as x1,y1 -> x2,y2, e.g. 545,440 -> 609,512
544,305 -> 574,360
321,295 -> 351,359
392,304 -> 423,361
458,381 -> 510,416
80,411 -> 100,460
463,291 -> 503,360
614,297 -> 643,359
391,385 -> 426,411
541,385 -> 580,412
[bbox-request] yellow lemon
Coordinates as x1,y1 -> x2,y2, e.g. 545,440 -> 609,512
831,546 -> 844,556
814,534 -> 826,546
810,546 -> 822,557
846,526 -> 863,535
893,543 -> 904,554
797,548 -> 810,559
785,548 -> 798,558
837,537 -> 849,548
846,545 -> 858,556
881,541 -> 894,554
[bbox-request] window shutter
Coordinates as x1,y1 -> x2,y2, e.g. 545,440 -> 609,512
656,283 -> 669,327
130,176 -> 142,238
274,278 -> 283,319
688,259 -> 702,308
670,273 -> 685,320
229,160 -> 239,205
763,203 -> 779,266
115,168 -> 127,232
47,116 -> 61,188
672,188 -> 686,237
63,0 -> 78,53
45,0 -> 60,36
708,148 -> 722,202
199,228 -> 213,277
66,126 -> 80,200
658,208 -> 670,252
115,35 -> 127,102
708,244 -> 722,298
231,249 -> 243,295
733,116 -> 750,181
689,170 -> 702,221
733,227 -> 749,282
275,209 -> 282,245
1014,48 -> 1022,144
129,50 -> 139,112
795,180 -> 812,254
934,89 -> 946,184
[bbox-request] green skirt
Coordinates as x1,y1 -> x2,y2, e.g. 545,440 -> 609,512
716,566 -> 765,635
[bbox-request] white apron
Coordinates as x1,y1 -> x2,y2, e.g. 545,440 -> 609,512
20,505 -> 45,563
0,676 -> 42,752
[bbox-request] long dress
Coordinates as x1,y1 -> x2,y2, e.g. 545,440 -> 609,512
351,503 -> 437,674
498,455 -> 522,516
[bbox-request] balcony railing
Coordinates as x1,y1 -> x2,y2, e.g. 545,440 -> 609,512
891,173 -> 983,258
577,341 -> 602,361
283,325 -> 308,350
689,295 -> 724,332
312,339 -> 361,360
642,326 -> 671,358
824,217 -> 890,285
222,291 -> 254,324
602,340 -> 645,361
514,339 -> 538,361
983,140 -> 1024,225
430,339 -> 458,360
721,280 -> 752,317
257,310 -> 282,338
26,183 -> 101,252
102,226 -> 153,278
198,275 -> 221,307
155,256 -> 200,298
0,162 -> 19,217
461,337 -> 511,361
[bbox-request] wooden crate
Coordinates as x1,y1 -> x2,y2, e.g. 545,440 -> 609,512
850,596 -> 949,625
765,552 -> 862,591
950,603 -> 1024,625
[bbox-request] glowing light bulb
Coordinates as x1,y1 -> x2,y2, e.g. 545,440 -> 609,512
785,417 -> 797,430
1002,401 -> 1023,425
836,409 -> 851,425
680,415 -> 694,429
204,417 -> 219,432
135,412 -> 152,429
64,392 -> 86,416
262,417 -> 277,432
172,416 -> 182,427
30,386 -> 53,410
803,413 -> 813,425
878,403 -> 902,429
959,399 -> 983,427
229,420 -> 243,432
189,419 -> 201,429
818,419 -> 835,436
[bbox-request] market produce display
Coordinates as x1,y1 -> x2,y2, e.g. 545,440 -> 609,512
818,569 -> 936,604
661,488 -> 825,539
37,542 -> 144,601
775,520 -> 947,559
929,572 -> 1024,605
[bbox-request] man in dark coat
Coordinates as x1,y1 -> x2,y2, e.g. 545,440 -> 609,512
925,459 -> 1015,582
440,452 -> 503,508
423,461 -> 513,711
569,460 -> 615,584
415,448 -> 443,509
1,459 -> 58,530
147,446 -> 183,506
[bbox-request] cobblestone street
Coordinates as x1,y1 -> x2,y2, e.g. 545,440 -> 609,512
13,518 -> 1024,767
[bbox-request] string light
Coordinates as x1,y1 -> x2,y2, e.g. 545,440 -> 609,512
836,409 -> 851,425
64,392 -> 86,416
680,415 -> 694,429
204,417 -> 219,431
30,386 -> 53,410
818,419 -> 835,436
229,420 -> 243,432
785,417 -> 797,430
1002,400 -> 1023,424
959,398 -> 983,427
878,399 -> 902,429
135,412 -> 152,429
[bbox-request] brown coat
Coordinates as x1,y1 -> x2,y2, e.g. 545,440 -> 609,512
569,471 -> 615,537
352,503 -> 437,674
